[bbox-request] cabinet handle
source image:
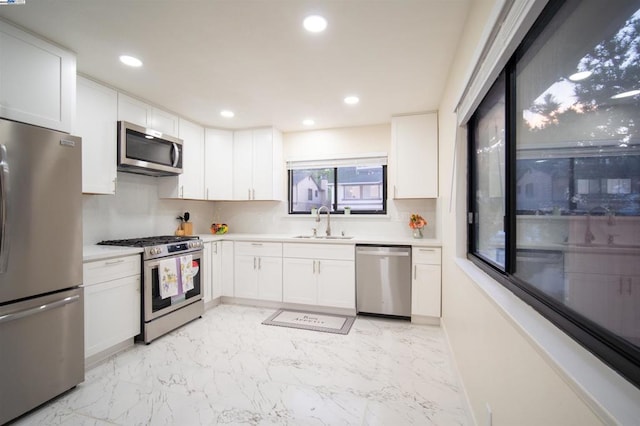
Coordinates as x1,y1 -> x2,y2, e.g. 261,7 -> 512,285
180,185 -> 184,198
253,257 -> 257,270
213,242 -> 218,254
251,243 -> 263,246
105,259 -> 125,266
414,265 -> 417,280
248,188 -> 251,199
252,188 -> 255,200
418,248 -> 436,252
313,260 -> 316,274
258,257 -> 261,270
206,188 -> 209,200
318,260 -> 321,274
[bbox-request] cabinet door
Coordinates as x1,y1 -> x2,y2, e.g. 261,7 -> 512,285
257,256 -> 283,301
76,77 -> 118,194
234,255 -> 258,299
221,241 -> 235,297
251,128 -> 274,200
84,275 -> 140,358
232,130 -> 254,200
283,258 -> 316,305
151,108 -> 179,137
392,113 -> 438,198
210,242 -> 223,299
317,259 -> 355,309
411,264 -> 441,317
117,93 -> 150,127
566,272 -> 622,334
0,21 -> 75,132
177,118 -> 205,199
205,129 -> 234,200
202,242 -> 212,304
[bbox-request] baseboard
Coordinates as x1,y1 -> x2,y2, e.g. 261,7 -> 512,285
84,338 -> 134,371
411,315 -> 441,325
219,297 -> 356,317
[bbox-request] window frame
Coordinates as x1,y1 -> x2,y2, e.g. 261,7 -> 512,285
287,165 -> 387,215
467,0 -> 640,389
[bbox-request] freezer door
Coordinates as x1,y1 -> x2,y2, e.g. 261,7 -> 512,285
0,287 -> 84,424
0,119 -> 82,303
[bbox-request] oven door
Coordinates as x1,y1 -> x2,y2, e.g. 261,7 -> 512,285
144,251 -> 202,321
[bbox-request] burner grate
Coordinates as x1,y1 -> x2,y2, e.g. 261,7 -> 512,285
98,235 -> 199,247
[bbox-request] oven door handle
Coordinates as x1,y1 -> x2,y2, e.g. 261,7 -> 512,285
0,144 -> 10,274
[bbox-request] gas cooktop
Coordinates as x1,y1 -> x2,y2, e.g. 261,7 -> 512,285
98,235 -> 199,247
98,235 -> 203,260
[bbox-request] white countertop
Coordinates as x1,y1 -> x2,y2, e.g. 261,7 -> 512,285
83,245 -> 144,262
84,233 -> 441,261
196,232 -> 441,247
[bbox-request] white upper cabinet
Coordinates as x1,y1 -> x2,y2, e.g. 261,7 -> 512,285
0,20 -> 75,133
117,93 -> 179,137
75,76 -> 117,194
205,128 -> 234,200
391,112 -> 438,198
158,118 -> 205,199
232,127 -> 283,201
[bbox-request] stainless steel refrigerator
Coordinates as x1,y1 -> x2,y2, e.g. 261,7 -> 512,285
0,118 -> 84,424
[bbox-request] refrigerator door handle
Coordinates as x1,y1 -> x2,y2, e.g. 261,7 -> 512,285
0,144 -> 9,274
0,294 -> 80,325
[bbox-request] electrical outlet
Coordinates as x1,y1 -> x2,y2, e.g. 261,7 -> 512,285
486,403 -> 493,426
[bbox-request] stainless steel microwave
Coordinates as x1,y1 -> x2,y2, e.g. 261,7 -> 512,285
117,121 -> 183,176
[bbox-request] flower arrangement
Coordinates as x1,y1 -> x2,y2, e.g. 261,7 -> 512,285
409,213 -> 427,238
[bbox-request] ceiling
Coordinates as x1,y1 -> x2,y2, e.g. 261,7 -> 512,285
0,0 -> 470,132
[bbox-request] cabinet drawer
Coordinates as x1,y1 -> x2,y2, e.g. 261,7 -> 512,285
234,241 -> 282,257
283,243 -> 355,261
412,247 -> 441,265
83,255 -> 141,286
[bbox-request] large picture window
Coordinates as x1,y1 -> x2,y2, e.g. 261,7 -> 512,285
469,0 -> 640,388
288,157 -> 387,214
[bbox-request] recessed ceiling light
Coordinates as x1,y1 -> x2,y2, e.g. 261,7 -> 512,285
303,119 -> 315,126
344,96 -> 359,105
568,70 -> 592,81
119,55 -> 142,67
611,89 -> 640,99
220,110 -> 235,118
303,15 -> 327,33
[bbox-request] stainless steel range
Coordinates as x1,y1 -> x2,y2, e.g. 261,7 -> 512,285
98,235 -> 204,343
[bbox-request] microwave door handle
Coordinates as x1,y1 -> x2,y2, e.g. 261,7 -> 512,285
0,145 -> 9,274
171,143 -> 180,168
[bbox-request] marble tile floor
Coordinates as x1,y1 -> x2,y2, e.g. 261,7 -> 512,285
13,304 -> 471,425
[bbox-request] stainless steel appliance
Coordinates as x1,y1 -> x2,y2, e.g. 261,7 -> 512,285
356,245 -> 412,318
98,236 -> 204,343
0,119 -> 84,425
117,120 -> 183,176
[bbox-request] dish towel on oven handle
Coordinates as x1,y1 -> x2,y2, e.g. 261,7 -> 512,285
159,257 -> 179,299
179,254 -> 194,292
159,255 -> 194,299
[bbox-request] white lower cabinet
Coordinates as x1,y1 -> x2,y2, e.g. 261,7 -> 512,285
83,255 -> 141,358
283,243 -> 355,309
203,241 -> 223,306
234,242 -> 282,301
221,241 -> 235,297
411,247 -> 441,318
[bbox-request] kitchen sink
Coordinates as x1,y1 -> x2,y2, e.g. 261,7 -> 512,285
292,235 -> 354,240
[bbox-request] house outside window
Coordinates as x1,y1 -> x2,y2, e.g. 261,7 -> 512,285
468,0 -> 640,388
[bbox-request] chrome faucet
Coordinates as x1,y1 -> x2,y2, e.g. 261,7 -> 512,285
316,205 -> 331,236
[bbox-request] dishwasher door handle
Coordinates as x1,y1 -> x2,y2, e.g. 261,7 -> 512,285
357,251 -> 410,257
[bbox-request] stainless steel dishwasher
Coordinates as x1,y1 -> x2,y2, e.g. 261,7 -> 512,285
356,245 -> 412,318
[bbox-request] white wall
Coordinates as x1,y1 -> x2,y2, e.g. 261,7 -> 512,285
82,172 -> 214,244
437,1 -> 622,425
211,124 -> 438,239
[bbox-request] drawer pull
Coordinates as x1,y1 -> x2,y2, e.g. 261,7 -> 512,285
418,249 -> 436,252
104,259 -> 125,265
251,243 -> 263,246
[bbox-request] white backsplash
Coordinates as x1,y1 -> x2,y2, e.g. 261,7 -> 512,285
82,172 -> 215,245
211,198 -> 437,239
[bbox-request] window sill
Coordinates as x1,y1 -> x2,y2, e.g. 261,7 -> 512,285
285,213 -> 391,220
455,257 -> 640,425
